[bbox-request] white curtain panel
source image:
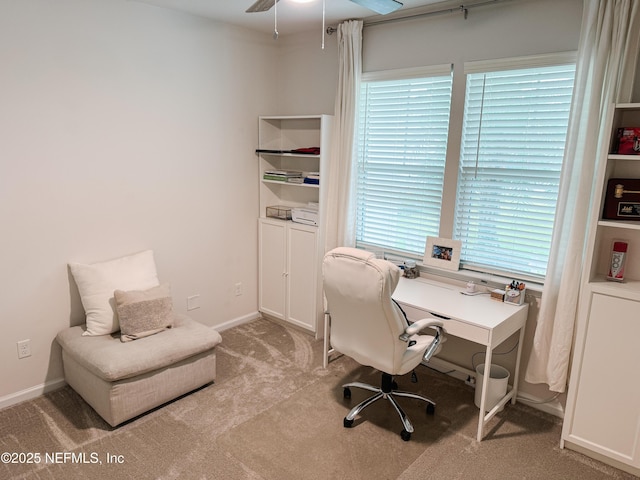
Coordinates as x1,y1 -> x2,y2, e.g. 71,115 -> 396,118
323,20 -> 362,251
526,0 -> 640,392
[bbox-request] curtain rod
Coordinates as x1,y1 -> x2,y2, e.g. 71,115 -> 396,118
327,0 -> 514,34
364,0 -> 515,27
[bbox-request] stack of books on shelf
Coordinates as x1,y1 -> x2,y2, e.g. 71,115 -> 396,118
304,172 -> 320,185
263,170 -> 303,183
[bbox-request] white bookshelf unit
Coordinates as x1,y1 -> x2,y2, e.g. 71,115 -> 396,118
256,115 -> 333,336
562,103 -> 640,476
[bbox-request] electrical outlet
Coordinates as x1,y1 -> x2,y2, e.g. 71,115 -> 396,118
187,294 -> 201,311
17,339 -> 31,359
234,282 -> 243,296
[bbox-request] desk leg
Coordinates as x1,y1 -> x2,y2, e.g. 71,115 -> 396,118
511,326 -> 526,405
323,313 -> 330,369
476,346 -> 493,442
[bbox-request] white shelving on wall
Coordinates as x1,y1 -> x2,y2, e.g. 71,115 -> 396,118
562,103 -> 640,477
256,115 -> 333,337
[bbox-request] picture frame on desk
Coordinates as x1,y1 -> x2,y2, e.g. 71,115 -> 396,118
423,237 -> 461,271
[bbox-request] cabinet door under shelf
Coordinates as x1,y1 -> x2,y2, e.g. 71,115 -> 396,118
566,292 -> 640,468
258,218 -> 319,333
258,219 -> 286,320
286,222 -> 318,331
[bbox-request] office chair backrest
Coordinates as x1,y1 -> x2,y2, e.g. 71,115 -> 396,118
322,247 -> 409,374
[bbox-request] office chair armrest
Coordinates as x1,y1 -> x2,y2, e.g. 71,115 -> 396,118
399,319 -> 445,362
404,318 -> 443,336
422,324 -> 445,362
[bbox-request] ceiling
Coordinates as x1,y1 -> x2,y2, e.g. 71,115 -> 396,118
133,0 -> 454,35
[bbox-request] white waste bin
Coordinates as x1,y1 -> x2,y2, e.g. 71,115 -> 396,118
474,363 -> 510,412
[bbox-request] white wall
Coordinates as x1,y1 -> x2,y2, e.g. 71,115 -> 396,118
276,30 -> 339,115
0,0 -> 277,402
362,0 -> 582,71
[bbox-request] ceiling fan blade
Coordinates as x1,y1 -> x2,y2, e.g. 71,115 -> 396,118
246,0 -> 279,13
349,0 -> 403,15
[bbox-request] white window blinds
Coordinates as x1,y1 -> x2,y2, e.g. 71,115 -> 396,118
455,63 -> 576,277
356,70 -> 453,256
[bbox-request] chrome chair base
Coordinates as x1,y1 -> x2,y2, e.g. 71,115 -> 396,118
342,372 -> 435,441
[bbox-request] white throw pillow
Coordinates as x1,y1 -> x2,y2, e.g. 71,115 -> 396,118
69,250 -> 160,336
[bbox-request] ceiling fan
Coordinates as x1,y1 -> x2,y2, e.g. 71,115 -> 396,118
246,0 -> 403,16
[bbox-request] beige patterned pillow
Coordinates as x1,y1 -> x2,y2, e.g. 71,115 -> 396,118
114,284 -> 173,342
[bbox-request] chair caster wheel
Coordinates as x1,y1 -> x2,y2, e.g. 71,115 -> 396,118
401,429 -> 411,441
343,387 -> 351,399
344,417 -> 354,428
426,403 -> 435,415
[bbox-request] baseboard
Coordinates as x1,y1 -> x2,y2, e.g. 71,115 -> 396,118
2,312 -> 564,422
0,378 -> 67,410
516,391 -> 565,418
0,312 -> 260,411
212,311 -> 261,332
426,356 -> 475,381
425,356 -> 565,419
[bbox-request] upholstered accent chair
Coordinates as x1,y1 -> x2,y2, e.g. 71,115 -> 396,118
57,250 -> 222,427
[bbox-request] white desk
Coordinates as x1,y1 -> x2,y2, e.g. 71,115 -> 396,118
392,276 -> 529,441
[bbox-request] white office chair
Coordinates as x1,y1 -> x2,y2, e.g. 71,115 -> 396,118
322,247 -> 445,441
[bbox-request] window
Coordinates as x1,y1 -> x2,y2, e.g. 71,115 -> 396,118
355,66 -> 453,256
354,55 -> 576,279
455,60 -> 576,278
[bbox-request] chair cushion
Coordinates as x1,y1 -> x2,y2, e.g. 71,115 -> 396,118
56,314 -> 222,382
69,250 -> 160,336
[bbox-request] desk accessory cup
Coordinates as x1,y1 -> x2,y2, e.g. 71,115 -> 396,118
403,260 -> 420,278
504,281 -> 525,305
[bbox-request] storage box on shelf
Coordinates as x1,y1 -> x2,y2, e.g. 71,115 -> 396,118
266,205 -> 292,220
256,115 -> 333,337
562,103 -> 640,477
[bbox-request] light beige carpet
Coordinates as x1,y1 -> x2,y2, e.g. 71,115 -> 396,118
1,318 -> 637,479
